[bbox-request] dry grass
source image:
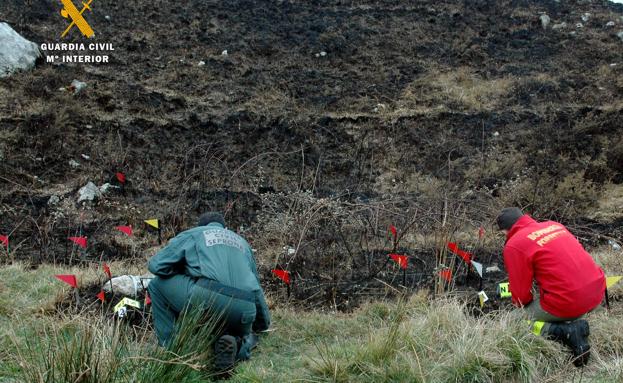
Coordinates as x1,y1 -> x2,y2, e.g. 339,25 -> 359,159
399,68 -> 515,111
2,260 -> 623,382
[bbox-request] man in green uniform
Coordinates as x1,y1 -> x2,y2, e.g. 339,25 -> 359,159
147,212 -> 271,373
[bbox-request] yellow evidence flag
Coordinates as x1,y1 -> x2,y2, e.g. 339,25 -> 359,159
144,219 -> 159,229
606,276 -> 622,289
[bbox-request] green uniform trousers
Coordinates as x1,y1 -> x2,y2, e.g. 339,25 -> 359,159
148,274 -> 257,354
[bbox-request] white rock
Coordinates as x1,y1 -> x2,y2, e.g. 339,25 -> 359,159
81,154 -> 90,160
99,183 -> 119,194
606,21 -> 616,27
320,51 -> 327,57
576,23 -> 583,29
69,159 -> 80,168
581,13 -> 591,23
105,15 -> 111,21
552,22 -> 567,30
287,247 -> 296,255
609,240 -> 622,251
78,181 -> 101,203
493,131 -> 500,137
540,14 -> 551,29
70,79 -> 87,94
198,60 -> 205,66
485,265 -> 501,273
103,275 -> 153,297
221,50 -> 228,56
0,22 -> 40,78
48,195 -> 61,206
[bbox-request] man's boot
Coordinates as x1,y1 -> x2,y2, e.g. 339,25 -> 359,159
214,335 -> 238,377
546,320 -> 591,367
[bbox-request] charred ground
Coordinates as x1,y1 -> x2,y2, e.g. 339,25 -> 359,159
1,0 -> 622,310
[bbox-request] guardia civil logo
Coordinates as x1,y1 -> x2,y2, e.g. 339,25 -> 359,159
59,0 -> 95,38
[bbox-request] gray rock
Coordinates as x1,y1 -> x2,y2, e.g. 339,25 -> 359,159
48,195 -> 61,206
77,181 -> 101,202
69,159 -> 80,168
0,22 -> 40,78
581,13 -> 591,23
99,183 -> 119,194
552,22 -> 567,30
618,31 -> 623,42
540,14 -> 551,29
103,274 -> 154,297
70,79 -> 87,94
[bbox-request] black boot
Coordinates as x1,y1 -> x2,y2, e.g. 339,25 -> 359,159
214,335 -> 238,378
547,320 -> 591,367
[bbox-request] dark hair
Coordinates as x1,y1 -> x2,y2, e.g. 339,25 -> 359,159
496,207 -> 524,230
198,212 -> 225,227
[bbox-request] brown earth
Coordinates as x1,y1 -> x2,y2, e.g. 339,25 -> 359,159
1,0 -> 623,311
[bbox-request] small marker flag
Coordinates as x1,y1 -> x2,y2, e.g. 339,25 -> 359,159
447,242 -> 472,264
478,291 -> 488,308
606,276 -> 622,289
471,260 -> 483,278
498,282 -> 512,298
115,225 -> 133,236
55,274 -> 78,288
389,225 -> 397,239
478,226 -> 485,239
113,297 -> 142,313
96,290 -> 105,302
145,291 -> 151,305
439,268 -> 452,282
69,236 -> 87,249
0,235 -> 8,248
145,219 -> 159,229
271,269 -> 291,285
103,263 -> 112,279
389,253 -> 408,269
116,172 -> 126,184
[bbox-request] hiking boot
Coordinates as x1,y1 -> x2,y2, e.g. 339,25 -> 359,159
214,335 -> 238,377
547,320 -> 591,367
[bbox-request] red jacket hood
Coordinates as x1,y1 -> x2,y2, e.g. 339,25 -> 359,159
506,215 -> 537,241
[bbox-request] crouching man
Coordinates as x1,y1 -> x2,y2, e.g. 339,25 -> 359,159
496,207 -> 605,366
147,212 -> 271,374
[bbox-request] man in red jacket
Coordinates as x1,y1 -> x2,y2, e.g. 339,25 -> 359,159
497,207 -> 606,366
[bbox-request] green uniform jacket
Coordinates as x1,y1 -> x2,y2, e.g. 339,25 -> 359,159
148,222 -> 271,331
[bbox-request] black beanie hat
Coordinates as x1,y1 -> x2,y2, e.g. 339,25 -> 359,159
496,207 -> 524,230
198,212 -> 226,227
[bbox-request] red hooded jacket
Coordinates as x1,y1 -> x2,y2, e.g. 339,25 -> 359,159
503,215 -> 605,318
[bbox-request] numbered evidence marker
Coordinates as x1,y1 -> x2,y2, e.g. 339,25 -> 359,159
113,297 -> 142,318
478,291 -> 489,308
498,282 -> 512,298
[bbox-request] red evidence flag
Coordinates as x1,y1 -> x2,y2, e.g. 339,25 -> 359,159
447,242 -> 472,264
388,253 -> 408,269
0,235 -> 8,248
115,225 -> 133,236
96,290 -> 105,302
478,226 -> 485,239
55,274 -> 78,288
271,269 -> 291,285
68,236 -> 87,249
103,263 -> 112,279
116,172 -> 126,184
389,225 -> 397,240
145,291 -> 151,305
439,268 -> 453,282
